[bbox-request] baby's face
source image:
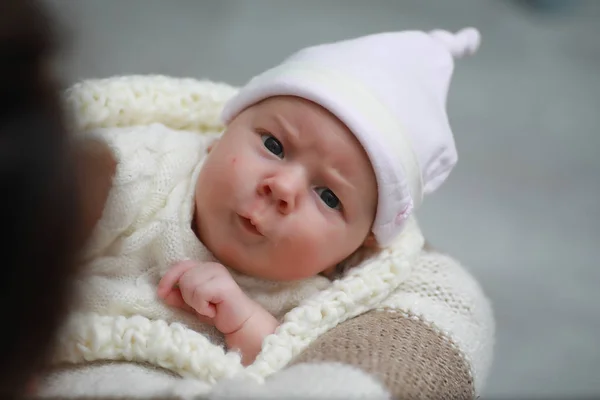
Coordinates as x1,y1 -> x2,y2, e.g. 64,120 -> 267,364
194,96 -> 377,281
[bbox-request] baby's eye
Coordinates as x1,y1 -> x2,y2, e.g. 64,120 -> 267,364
261,134 -> 284,158
315,187 -> 342,211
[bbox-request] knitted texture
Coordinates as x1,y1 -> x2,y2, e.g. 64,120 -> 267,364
53,75 -> 424,384
291,310 -> 474,399
41,75 -> 494,399
65,75 -> 236,133
377,251 -> 495,394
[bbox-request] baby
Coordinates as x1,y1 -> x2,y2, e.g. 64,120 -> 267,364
78,27 -> 480,367
157,95 -> 379,363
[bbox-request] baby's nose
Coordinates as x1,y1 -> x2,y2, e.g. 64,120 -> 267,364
259,167 -> 305,214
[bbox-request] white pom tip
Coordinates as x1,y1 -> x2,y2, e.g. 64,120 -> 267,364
429,27 -> 481,58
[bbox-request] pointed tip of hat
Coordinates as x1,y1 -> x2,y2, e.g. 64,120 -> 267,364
428,27 -> 481,59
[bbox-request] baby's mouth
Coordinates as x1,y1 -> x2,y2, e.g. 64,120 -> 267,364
237,214 -> 264,237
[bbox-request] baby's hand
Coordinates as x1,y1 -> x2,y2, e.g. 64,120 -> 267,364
157,260 -> 255,335
157,260 -> 280,365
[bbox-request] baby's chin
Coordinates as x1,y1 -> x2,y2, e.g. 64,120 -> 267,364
200,225 -> 334,281
213,247 -> 321,282
219,255 -> 287,281
204,241 -> 265,278
232,258 -> 332,282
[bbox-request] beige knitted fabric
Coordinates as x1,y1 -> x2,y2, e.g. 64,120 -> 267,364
291,309 -> 474,399
37,75 -> 494,399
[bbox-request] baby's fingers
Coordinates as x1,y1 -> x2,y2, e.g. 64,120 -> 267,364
162,287 -> 195,314
189,286 -> 217,318
157,260 -> 198,298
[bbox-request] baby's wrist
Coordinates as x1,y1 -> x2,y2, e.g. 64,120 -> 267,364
225,303 -> 279,365
213,290 -> 261,334
225,303 -> 278,340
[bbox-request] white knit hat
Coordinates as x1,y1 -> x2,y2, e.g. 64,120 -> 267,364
221,27 -> 481,246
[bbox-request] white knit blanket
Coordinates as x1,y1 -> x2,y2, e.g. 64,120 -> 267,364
53,75 -> 426,386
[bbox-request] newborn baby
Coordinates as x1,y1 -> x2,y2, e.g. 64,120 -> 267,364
75,27 -> 480,366
157,95 -> 378,364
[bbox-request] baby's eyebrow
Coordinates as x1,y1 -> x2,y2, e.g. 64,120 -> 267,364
270,113 -> 357,199
325,166 -> 355,197
272,114 -> 300,144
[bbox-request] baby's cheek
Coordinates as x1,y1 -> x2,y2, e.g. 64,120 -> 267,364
314,226 -> 352,267
230,154 -> 261,188
289,228 -> 332,274
209,155 -> 241,188
225,153 -> 244,175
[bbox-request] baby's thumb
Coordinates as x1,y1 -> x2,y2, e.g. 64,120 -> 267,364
196,301 -> 217,319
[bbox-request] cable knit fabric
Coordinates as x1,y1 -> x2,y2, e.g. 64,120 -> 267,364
39,75 -> 494,399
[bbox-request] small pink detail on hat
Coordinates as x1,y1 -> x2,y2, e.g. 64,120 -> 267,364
395,206 -> 409,225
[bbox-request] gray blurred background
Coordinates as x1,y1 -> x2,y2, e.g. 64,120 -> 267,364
46,1 -> 600,398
